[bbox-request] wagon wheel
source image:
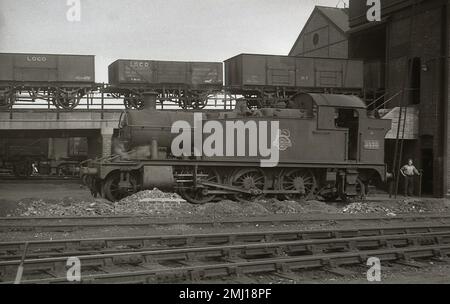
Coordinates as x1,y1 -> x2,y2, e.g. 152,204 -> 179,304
0,90 -> 16,109
179,93 -> 208,110
51,90 -> 82,110
230,169 -> 267,202
244,94 -> 262,109
102,172 -> 139,202
191,93 -> 209,109
278,169 -> 317,201
124,94 -> 144,109
179,98 -> 188,110
178,168 -> 220,204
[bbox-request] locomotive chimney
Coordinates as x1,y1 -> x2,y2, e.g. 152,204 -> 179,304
142,91 -> 158,110
151,139 -> 159,160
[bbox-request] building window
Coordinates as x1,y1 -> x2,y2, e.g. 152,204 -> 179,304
313,33 -> 319,46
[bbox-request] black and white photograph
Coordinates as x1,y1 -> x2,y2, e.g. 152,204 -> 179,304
1,0 -> 450,291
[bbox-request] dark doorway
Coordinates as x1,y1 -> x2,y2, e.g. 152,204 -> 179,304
421,148 -> 433,195
335,109 -> 359,161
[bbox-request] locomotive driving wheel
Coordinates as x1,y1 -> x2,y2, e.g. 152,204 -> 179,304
178,168 -> 220,204
102,172 -> 139,202
278,169 -> 317,200
230,169 -> 267,202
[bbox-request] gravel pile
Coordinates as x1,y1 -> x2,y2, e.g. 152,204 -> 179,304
15,199 -> 115,217
118,189 -> 184,204
258,199 -> 338,214
341,202 -> 397,215
7,188 -> 450,218
340,199 -> 447,215
113,189 -> 194,216
196,200 -> 270,218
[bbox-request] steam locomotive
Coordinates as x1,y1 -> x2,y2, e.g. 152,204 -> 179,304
0,52 -> 390,202
82,92 -> 390,202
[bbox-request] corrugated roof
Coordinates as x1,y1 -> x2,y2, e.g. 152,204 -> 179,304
307,93 -> 366,108
316,6 -> 350,33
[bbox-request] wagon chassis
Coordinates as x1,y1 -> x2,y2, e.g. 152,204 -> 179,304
226,86 -> 363,108
1,84 -> 363,111
104,85 -> 223,110
0,82 -> 95,110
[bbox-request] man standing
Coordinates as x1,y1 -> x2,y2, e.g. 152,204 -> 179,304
400,159 -> 421,196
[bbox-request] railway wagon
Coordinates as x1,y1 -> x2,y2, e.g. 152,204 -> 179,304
82,93 -> 391,203
225,54 -> 364,107
107,59 -> 223,109
0,53 -> 95,109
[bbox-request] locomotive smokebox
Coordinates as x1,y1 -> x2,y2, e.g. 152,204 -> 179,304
119,109 -> 197,150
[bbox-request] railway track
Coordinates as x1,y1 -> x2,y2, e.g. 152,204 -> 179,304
0,176 -> 79,181
2,213 -> 450,232
1,229 -> 450,283
2,223 -> 450,261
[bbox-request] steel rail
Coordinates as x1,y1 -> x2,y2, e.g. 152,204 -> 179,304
2,232 -> 450,284
2,223 -> 450,260
2,213 -> 450,232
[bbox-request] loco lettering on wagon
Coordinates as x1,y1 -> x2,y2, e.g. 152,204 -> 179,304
26,56 -> 47,62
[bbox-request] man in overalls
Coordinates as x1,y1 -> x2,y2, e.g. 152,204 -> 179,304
400,159 -> 421,196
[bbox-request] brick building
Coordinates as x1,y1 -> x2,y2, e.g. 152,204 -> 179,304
348,0 -> 449,196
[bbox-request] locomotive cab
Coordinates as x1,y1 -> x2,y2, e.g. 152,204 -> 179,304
334,108 -> 359,161
83,92 -> 391,202
292,93 -> 391,165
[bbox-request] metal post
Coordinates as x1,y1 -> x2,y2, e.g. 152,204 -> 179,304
395,105 -> 409,197
419,169 -> 423,197
193,164 -> 198,189
101,90 -> 104,120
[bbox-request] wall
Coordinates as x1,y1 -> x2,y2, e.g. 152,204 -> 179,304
349,0 -> 447,196
384,4 -> 445,195
290,10 -> 348,58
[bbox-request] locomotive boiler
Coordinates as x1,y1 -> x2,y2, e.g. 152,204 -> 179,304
82,92 -> 391,203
